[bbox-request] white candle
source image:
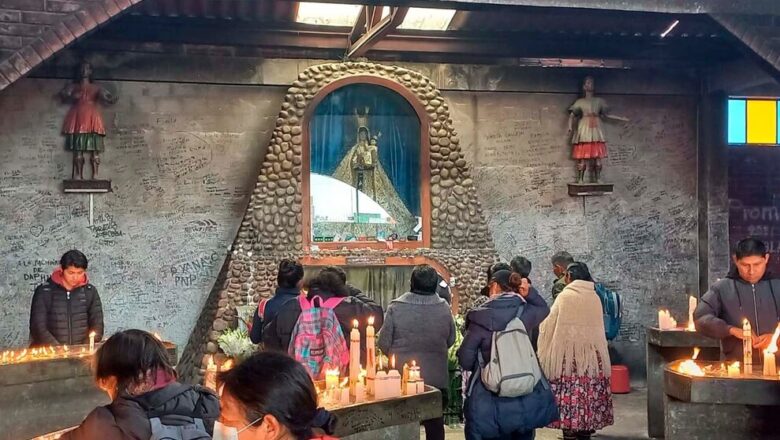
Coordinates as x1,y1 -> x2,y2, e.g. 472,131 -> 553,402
763,351 -> 776,376
743,319 -> 753,374
387,357 -> 401,398
410,360 -> 421,381
727,362 -> 740,377
349,320 -> 361,399
89,331 -> 96,353
374,371 -> 389,400
205,355 -> 217,390
687,296 -> 697,331
416,379 -> 426,394
325,368 -> 340,390
366,316 -> 376,395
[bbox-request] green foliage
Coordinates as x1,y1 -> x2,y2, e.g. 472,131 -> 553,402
217,328 -> 256,361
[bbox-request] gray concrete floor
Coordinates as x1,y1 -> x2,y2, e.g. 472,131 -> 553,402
435,388 -> 650,440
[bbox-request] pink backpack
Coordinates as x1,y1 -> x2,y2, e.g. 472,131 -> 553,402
288,295 -> 349,379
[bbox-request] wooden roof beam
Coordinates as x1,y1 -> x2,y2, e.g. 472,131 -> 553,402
346,6 -> 408,58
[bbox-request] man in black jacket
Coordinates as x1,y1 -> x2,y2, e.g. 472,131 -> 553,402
695,238 -> 780,361
29,250 -> 104,346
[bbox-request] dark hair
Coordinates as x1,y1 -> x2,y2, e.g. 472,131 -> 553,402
490,269 -> 524,293
277,259 -> 304,289
510,256 -> 532,278
306,269 -> 348,297
219,352 -> 323,440
566,262 -> 594,282
94,329 -> 175,393
410,264 -> 438,294
61,249 -> 88,270
320,266 -> 347,284
487,262 -> 511,282
734,238 -> 768,259
551,251 -> 574,268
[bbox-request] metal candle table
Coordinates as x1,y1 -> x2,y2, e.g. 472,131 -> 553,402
664,360 -> 780,440
645,327 -> 719,438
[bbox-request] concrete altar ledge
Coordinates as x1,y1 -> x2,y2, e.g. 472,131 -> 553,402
664,360 -> 780,406
647,327 -> 719,348
0,343 -> 176,440
331,387 -> 442,438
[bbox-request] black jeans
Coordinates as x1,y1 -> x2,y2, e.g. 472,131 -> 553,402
421,387 -> 449,440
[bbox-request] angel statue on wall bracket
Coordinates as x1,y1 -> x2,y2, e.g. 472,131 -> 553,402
567,76 -> 629,184
60,61 -> 117,181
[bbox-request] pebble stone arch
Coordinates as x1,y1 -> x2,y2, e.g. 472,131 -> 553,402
178,61 -> 498,384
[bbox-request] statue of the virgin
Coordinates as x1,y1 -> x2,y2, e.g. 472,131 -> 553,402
331,108 -> 416,234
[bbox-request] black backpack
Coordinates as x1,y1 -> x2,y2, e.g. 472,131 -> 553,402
124,384 -> 215,440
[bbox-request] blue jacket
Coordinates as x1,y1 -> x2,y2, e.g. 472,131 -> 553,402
249,287 -> 300,344
457,290 -> 557,439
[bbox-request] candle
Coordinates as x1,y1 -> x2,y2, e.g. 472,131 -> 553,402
402,363 -> 410,395
89,331 -> 96,353
374,371 -> 389,400
743,319 -> 753,374
687,296 -> 697,331
325,368 -> 340,390
349,320 -> 361,400
727,362 -> 740,377
416,378 -> 426,394
658,310 -> 678,330
205,355 -> 217,391
366,316 -> 376,396
387,368 -> 402,398
410,360 -> 421,381
762,324 -> 780,376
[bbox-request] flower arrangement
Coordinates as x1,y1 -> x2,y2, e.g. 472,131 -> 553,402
217,328 -> 256,361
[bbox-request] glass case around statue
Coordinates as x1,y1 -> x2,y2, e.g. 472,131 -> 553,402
309,83 -> 422,244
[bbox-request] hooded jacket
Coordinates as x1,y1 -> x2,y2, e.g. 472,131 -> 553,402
377,290 -> 456,389
249,286 -> 301,344
29,268 -> 103,346
60,382 -> 219,440
694,269 -> 780,361
457,290 -> 556,439
262,288 -> 381,362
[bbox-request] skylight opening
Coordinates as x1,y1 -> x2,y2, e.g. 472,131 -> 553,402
397,7 -> 456,31
296,2 -> 361,27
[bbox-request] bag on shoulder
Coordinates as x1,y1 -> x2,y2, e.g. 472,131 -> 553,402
288,295 -> 349,379
595,283 -> 622,340
480,309 -> 542,397
125,385 -> 213,440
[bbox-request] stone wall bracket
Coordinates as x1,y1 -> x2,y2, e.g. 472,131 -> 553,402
568,182 -> 614,197
62,179 -> 112,226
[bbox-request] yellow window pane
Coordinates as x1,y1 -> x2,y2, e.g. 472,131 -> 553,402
746,100 -> 777,144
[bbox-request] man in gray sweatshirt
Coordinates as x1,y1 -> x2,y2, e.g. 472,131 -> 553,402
694,238 -> 780,362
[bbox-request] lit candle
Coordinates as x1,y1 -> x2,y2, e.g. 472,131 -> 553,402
687,296 -> 697,331
410,360 -> 421,381
349,320 -> 361,400
325,368 -> 340,390
727,362 -> 740,377
89,331 -> 96,353
387,367 -> 402,398
366,316 -> 376,396
205,355 -> 217,390
762,324 -> 780,376
402,363 -> 410,395
743,319 -> 753,374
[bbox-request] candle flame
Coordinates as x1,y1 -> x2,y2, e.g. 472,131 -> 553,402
412,360 -> 417,367
677,360 -> 705,377
692,347 -> 700,360
221,359 -> 234,370
368,316 -> 375,326
89,331 -> 96,337
353,319 -> 359,328
391,354 -> 396,369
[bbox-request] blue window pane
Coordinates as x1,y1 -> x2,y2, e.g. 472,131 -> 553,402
728,99 -> 746,144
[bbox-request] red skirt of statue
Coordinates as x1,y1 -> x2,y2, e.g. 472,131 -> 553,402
62,84 -> 106,135
572,141 -> 607,159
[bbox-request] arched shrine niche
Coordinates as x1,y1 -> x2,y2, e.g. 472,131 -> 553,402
178,62 -> 498,384
304,80 -> 429,248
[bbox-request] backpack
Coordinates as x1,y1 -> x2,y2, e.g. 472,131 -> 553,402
595,283 -> 622,340
125,385 -> 213,440
480,306 -> 542,397
288,295 -> 349,379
